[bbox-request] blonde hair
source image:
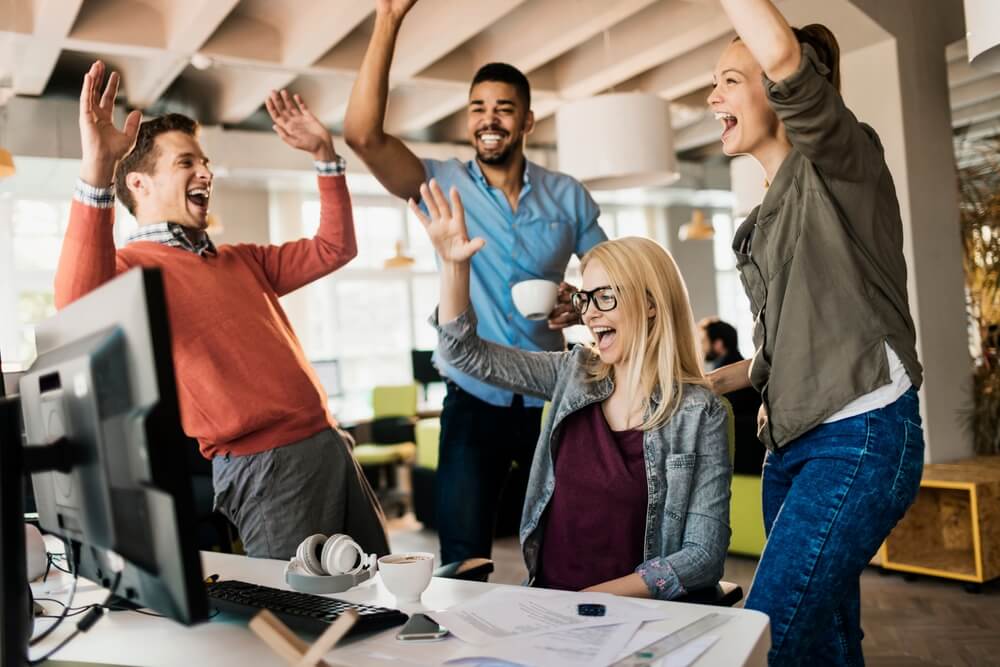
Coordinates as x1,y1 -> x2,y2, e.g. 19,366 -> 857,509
580,237 -> 708,430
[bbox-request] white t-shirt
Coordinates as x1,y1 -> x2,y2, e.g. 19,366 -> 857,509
823,342 -> 912,423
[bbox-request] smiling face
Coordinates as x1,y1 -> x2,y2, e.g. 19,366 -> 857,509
128,131 -> 213,229
580,259 -> 631,367
707,41 -> 782,157
466,80 -> 533,166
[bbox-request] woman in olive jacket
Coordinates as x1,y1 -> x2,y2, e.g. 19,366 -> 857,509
708,1 -> 925,664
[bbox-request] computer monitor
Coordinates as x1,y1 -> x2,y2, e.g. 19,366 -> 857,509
410,349 -> 442,387
1,268 -> 208,664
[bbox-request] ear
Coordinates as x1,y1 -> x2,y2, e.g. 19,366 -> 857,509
523,109 -> 535,135
712,339 -> 726,356
647,302 -> 656,319
126,171 -> 147,202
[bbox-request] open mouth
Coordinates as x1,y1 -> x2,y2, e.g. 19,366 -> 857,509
592,326 -> 617,351
476,131 -> 506,150
714,111 -> 737,142
187,187 -> 210,211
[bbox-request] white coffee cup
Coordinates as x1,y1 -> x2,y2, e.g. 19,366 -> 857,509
511,279 -> 560,320
377,552 -> 435,602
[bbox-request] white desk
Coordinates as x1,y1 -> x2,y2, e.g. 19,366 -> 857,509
29,552 -> 770,666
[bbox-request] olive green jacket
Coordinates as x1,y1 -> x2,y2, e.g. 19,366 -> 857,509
733,44 -> 923,450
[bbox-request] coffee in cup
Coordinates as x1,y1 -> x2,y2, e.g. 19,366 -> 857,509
377,552 -> 434,602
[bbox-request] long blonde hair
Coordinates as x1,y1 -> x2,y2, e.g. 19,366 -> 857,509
581,237 -> 708,430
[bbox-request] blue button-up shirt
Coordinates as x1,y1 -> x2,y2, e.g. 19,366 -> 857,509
423,157 -> 607,407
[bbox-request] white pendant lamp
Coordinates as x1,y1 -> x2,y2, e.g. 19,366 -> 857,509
556,93 -> 679,190
964,0 -> 1000,71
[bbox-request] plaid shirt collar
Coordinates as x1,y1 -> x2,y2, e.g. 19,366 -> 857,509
126,222 -> 217,257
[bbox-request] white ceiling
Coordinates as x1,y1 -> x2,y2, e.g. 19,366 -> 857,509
0,0 -> 996,152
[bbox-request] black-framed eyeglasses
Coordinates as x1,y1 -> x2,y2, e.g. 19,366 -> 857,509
571,286 -> 617,315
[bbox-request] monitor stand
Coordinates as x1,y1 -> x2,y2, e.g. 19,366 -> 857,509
1,395 -> 31,667
1,397 -> 122,667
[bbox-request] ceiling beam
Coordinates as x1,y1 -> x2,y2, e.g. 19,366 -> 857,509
10,0 -> 84,95
616,33 -> 732,102
949,74 -> 1000,110
121,0 -> 241,109
205,3 -> 374,123
388,0 -> 658,135
952,97 -> 1000,128
548,0 -> 729,103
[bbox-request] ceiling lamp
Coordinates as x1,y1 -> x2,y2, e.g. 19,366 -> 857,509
383,240 -> 415,270
679,209 -> 714,241
556,93 -> 679,190
0,147 -> 14,178
964,0 -> 1000,71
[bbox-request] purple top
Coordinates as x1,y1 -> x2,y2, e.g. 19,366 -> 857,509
537,402 -> 648,591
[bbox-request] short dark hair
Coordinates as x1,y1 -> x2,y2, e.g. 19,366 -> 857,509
114,113 -> 199,215
705,320 -> 739,353
470,63 -> 531,109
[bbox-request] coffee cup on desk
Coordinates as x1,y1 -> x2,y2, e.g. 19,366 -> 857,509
511,279 -> 560,320
377,552 -> 434,602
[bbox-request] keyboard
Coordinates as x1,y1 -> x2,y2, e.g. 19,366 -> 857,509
206,579 -> 408,636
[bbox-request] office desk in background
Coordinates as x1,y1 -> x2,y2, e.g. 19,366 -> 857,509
30,552 -> 770,666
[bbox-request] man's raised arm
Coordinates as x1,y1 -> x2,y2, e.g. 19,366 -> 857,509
343,0 -> 426,201
55,60 -> 141,309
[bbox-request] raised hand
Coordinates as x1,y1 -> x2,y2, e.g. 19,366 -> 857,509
547,281 -> 582,330
265,90 -> 335,162
79,60 -> 142,187
408,180 -> 485,264
375,0 -> 418,20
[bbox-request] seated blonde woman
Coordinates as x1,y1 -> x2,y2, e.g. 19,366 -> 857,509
412,180 -> 731,599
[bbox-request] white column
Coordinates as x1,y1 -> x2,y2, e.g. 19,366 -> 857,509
848,0 -> 972,462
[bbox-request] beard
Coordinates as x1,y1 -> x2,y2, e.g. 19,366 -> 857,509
476,141 -> 517,166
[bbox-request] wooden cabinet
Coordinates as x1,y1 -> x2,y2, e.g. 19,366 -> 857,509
879,456 -> 1000,584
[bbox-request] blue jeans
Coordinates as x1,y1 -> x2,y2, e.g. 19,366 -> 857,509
436,382 -> 541,564
745,388 -> 924,665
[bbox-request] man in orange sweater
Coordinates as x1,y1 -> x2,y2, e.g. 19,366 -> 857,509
55,60 -> 389,559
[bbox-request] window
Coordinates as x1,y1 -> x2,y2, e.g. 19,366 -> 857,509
711,213 -> 754,358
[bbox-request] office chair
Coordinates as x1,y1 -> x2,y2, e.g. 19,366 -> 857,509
353,385 -> 419,518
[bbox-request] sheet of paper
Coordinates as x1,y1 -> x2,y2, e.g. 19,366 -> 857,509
455,621 -> 642,667
427,588 -> 666,646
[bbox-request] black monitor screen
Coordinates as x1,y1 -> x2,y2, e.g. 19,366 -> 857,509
411,349 -> 442,386
20,268 -> 207,624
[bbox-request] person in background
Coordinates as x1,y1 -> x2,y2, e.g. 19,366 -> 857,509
55,61 -> 389,560
415,179 -> 730,600
344,0 -> 607,565
708,1 -> 925,662
699,318 -> 763,474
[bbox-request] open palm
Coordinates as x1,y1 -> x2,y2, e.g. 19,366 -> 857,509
265,90 -> 333,159
409,180 -> 485,263
79,61 -> 141,177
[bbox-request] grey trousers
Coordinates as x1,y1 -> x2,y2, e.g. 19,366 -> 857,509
212,427 -> 390,560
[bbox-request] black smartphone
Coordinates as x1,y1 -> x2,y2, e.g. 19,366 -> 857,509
395,613 -> 449,641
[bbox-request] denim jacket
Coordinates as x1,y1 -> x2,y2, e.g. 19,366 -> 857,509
433,306 -> 732,599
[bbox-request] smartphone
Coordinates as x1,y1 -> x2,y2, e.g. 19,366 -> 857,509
395,613 -> 449,641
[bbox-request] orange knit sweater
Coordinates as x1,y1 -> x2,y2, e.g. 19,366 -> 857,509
54,176 -> 356,459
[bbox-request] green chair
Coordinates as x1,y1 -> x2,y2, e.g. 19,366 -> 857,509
723,395 -> 766,557
353,385 -> 419,518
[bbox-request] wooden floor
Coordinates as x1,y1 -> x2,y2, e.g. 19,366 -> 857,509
387,514 -> 1000,666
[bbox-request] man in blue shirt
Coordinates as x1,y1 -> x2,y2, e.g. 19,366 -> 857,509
345,0 -> 607,564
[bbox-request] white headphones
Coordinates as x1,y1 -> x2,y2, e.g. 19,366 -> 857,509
284,533 -> 377,594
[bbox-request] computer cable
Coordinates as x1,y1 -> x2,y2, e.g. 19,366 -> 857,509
28,569 -> 122,666
29,542 -> 80,647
